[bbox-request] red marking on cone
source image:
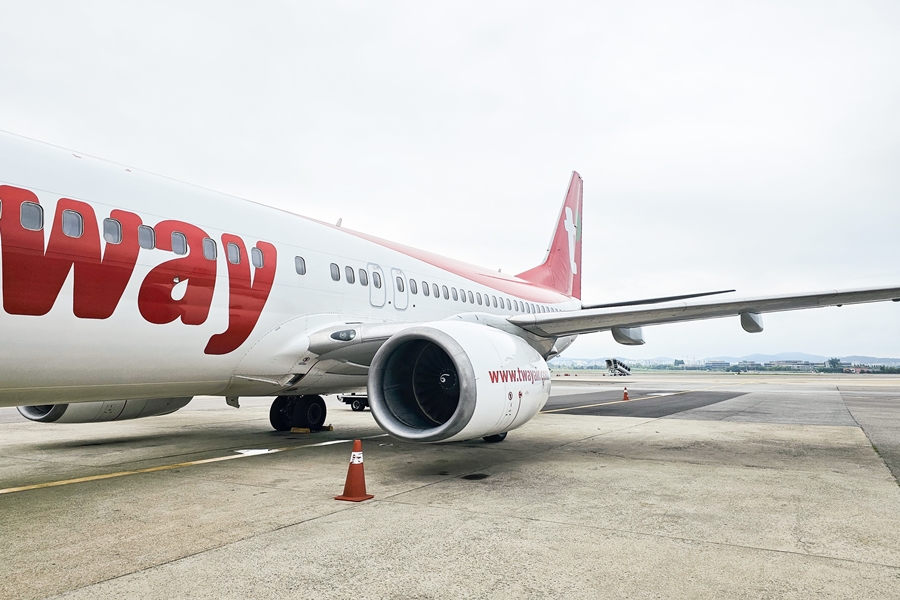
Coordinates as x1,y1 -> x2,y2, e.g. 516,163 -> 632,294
623,387 -> 629,401
335,439 -> 374,502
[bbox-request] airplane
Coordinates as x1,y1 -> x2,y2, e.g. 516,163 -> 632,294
1,130 -> 899,444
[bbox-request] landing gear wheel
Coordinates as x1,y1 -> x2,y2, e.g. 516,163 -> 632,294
482,432 -> 508,443
269,395 -> 328,431
269,396 -> 296,431
350,399 -> 365,412
295,395 -> 327,430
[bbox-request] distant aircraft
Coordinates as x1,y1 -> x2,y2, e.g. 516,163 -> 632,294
1,131 -> 897,442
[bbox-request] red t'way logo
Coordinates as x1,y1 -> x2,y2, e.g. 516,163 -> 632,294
0,185 -> 275,355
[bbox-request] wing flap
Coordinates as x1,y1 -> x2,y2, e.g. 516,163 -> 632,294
510,286 -> 900,337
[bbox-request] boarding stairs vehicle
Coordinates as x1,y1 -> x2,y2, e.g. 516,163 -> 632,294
605,358 -> 631,376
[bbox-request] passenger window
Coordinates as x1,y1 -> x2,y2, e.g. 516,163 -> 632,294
468,291 -> 474,303
423,281 -> 430,296
460,289 -> 466,302
396,276 -> 404,292
172,232 -> 188,256
506,298 -> 512,310
202,238 -> 217,260
432,283 -> 439,298
330,263 -> 340,281
476,292 -> 482,305
531,303 -> 536,313
451,288 -> 458,301
442,285 -> 449,299
138,225 -> 155,249
251,247 -> 264,268
373,271 -> 382,288
20,202 -> 43,231
295,256 -> 307,275
227,242 -> 241,264
359,268 -> 368,286
345,266 -> 355,284
103,218 -> 123,244
409,279 -> 417,294
492,295 -> 497,308
61,210 -> 83,238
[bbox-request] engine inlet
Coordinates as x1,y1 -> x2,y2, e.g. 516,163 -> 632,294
384,339 -> 460,427
368,326 -> 478,442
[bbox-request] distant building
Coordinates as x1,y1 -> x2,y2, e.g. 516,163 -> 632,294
704,360 -> 731,370
763,360 -> 817,371
737,361 -> 762,370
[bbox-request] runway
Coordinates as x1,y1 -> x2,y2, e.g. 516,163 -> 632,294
1,373 -> 899,598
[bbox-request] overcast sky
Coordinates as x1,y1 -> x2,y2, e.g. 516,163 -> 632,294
2,1 -> 899,360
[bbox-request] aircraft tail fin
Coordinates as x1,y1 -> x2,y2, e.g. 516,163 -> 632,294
516,171 -> 583,299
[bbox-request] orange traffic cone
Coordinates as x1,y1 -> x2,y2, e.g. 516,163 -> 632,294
335,439 -> 374,502
623,387 -> 629,401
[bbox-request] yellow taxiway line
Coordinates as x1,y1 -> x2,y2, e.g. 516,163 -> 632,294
0,437 -> 383,496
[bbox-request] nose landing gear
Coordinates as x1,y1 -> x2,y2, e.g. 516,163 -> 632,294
269,395 -> 327,431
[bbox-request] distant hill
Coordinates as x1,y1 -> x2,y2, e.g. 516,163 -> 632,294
551,353 -> 900,367
707,352 -> 828,363
707,353 -> 900,366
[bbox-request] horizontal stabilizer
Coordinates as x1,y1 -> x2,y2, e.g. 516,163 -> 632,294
582,289 -> 735,310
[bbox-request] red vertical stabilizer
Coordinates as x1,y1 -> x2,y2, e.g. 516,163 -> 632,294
516,172 -> 583,299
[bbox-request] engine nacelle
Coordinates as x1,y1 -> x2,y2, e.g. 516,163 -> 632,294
17,397 -> 192,424
368,321 -> 551,442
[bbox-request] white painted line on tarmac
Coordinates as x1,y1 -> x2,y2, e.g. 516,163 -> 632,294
0,438 -> 355,496
306,439 -> 352,447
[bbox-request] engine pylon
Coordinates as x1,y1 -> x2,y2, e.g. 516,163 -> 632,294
335,439 -> 374,502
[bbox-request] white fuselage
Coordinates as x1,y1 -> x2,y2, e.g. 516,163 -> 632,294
0,132 -> 578,407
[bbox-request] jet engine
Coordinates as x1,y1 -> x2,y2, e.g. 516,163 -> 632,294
17,397 -> 192,424
367,321 -> 551,442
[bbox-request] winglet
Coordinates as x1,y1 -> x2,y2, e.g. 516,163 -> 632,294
516,172 -> 583,299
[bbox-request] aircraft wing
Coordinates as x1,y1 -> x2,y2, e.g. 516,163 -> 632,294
508,285 -> 900,338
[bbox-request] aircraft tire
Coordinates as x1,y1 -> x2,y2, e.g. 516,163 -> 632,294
295,395 -> 327,430
482,432 -> 508,443
269,396 -> 295,431
350,399 -> 365,411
